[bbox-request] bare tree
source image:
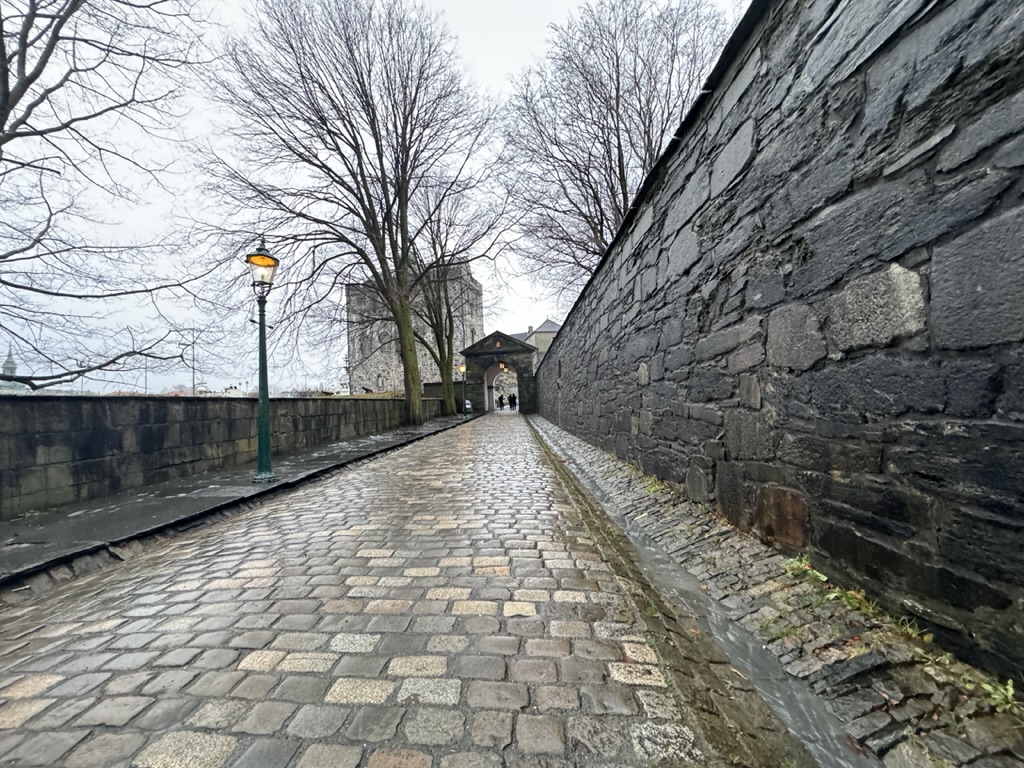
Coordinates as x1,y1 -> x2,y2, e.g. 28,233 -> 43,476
504,0 -> 729,299
410,183 -> 511,415
199,0 -> 497,424
0,0 -> 210,389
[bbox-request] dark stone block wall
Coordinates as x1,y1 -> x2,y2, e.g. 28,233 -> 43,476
536,0 -> 1024,678
0,396 -> 440,521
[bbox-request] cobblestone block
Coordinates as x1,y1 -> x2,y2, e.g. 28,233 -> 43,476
230,631 -> 276,649
25,697 -> 95,728
366,616 -> 412,633
366,748 -> 432,768
608,662 -> 667,687
188,699 -> 250,729
64,732 -> 147,767
452,655 -> 506,680
558,659 -> 607,683
572,639 -> 622,660
472,709 -> 513,748
133,730 -> 237,768
379,634 -> 429,654
104,671 -> 153,695
0,674 -> 63,698
517,713 -> 565,755
192,649 -> 239,669
475,636 -> 519,655
403,706 -> 465,745
5,730 -> 89,764
326,678 -> 395,704
332,656 -> 387,677
153,647 -> 202,667
398,678 -> 462,706
296,744 -> 362,768
45,673 -> 110,697
346,705 -> 405,741
287,704 -> 349,737
74,695 -> 152,726
187,671 -> 246,696
142,670 -> 199,695
230,675 -> 278,700
330,633 -> 381,652
581,684 -> 639,714
274,675 -> 329,703
278,652 -> 338,672
467,681 -> 529,709
232,700 -> 296,734
510,659 -> 558,683
525,638 -> 570,657
102,651 -> 158,671
270,632 -> 329,650
387,655 -> 446,676
133,698 -> 198,730
536,685 -> 579,711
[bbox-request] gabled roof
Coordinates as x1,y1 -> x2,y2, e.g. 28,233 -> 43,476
532,319 -> 562,334
509,332 -> 529,342
461,331 -> 536,357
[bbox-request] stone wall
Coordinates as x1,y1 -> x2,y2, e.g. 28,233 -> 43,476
0,396 -> 440,520
537,0 -> 1024,678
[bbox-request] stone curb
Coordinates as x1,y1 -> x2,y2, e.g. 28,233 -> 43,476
528,415 -> 1024,767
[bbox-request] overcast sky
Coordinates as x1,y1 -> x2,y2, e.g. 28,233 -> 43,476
417,0 -> 743,343
426,0 -> 615,339
113,0 -> 743,393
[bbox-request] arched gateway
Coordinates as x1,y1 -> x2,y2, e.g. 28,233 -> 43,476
461,332 -> 538,414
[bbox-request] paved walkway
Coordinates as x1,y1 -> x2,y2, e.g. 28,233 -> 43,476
0,413 -> 810,767
0,416 -> 468,589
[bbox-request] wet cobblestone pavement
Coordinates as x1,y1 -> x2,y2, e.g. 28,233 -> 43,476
529,417 -> 1024,768
0,414 -> 811,767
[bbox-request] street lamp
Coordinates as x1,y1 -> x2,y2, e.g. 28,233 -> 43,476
458,363 -> 466,416
245,238 -> 280,483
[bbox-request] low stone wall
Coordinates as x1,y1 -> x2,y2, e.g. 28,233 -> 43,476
0,396 -> 440,520
537,0 -> 1024,678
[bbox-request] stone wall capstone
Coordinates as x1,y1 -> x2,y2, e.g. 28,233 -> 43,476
536,0 -> 1024,679
0,396 -> 441,521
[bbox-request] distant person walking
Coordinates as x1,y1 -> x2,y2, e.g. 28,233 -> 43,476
498,394 -> 505,410
509,393 -> 517,411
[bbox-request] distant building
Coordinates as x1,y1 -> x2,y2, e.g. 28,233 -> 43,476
510,319 -> 562,373
0,348 -> 30,395
346,264 -> 484,393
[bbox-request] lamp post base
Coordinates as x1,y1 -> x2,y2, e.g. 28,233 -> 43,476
252,472 -> 277,484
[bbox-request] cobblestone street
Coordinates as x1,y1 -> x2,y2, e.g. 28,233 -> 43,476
0,414 -> 811,767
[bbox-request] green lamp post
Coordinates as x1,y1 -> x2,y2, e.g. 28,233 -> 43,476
458,363 -> 467,416
246,239 -> 280,483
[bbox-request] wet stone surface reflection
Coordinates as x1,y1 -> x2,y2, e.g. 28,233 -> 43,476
0,414 -> 810,767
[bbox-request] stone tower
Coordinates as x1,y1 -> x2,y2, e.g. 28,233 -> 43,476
346,265 -> 484,393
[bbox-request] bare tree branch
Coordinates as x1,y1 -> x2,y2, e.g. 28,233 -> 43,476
0,0 -> 211,389
502,0 -> 728,301
197,0 -> 501,424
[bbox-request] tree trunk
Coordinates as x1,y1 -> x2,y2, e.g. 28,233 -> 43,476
395,303 -> 423,425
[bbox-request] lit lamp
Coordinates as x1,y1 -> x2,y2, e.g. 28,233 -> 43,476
458,363 -> 467,416
245,238 -> 280,483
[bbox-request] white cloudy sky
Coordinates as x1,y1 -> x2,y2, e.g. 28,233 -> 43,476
416,0 -> 743,339
106,0 -> 743,393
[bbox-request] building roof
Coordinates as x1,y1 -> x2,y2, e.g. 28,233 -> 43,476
532,319 -> 562,334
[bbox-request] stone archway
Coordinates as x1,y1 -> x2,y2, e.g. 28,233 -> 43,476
460,331 -> 538,414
